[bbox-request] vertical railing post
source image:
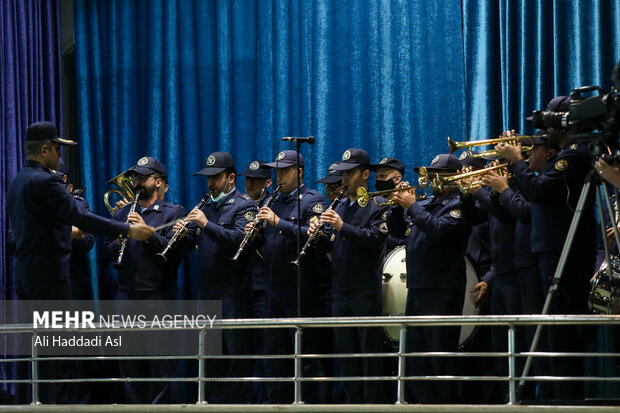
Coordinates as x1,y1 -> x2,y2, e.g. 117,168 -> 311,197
197,329 -> 207,404
396,326 -> 407,404
508,325 -> 516,405
31,332 -> 40,405
293,327 -> 303,404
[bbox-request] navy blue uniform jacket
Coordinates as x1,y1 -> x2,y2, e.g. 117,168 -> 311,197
178,188 -> 257,290
105,199 -> 187,292
325,196 -> 388,293
7,160 -> 129,287
388,190 -> 471,290
261,185 -> 327,282
509,143 -> 595,254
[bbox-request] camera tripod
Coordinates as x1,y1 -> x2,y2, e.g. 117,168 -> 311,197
517,159 -> 620,401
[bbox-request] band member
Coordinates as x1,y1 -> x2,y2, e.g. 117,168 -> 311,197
311,148 -> 390,403
388,154 -> 472,404
471,143 -> 549,399
495,96 -> 596,400
53,158 -> 95,300
459,152 -> 492,278
6,122 -> 154,404
314,162 -> 343,397
104,156 -> 186,404
370,157 -> 405,195
250,150 -> 327,403
174,151 -> 257,403
370,157 -> 410,250
238,159 -> 273,403
316,163 -> 343,203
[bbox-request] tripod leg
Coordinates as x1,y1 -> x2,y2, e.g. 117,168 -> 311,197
517,173 -> 594,399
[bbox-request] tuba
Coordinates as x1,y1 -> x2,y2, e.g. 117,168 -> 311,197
104,169 -> 136,215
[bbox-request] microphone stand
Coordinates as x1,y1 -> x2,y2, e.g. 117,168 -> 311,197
295,140 -> 302,318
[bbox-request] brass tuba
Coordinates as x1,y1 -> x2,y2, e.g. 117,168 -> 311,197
104,169 -> 136,215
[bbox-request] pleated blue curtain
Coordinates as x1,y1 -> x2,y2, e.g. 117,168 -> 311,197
1,0 -> 62,300
74,0 -> 467,298
463,0 -> 620,140
0,0 -> 62,396
75,0 -> 466,208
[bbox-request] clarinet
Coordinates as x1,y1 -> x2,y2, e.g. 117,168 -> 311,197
231,185 -> 281,262
114,188 -> 141,270
155,191 -> 212,264
292,187 -> 346,267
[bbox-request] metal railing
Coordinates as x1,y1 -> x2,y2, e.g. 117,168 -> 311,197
0,315 -> 619,412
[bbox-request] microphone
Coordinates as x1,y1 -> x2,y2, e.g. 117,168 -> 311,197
282,136 -> 315,144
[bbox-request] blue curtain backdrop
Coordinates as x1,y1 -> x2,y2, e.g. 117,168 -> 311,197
0,0 -> 62,395
74,0 -> 467,298
463,0 -> 620,140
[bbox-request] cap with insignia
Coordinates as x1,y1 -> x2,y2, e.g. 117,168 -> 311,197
26,121 -> 77,146
370,157 -> 405,177
239,160 -> 272,179
316,162 -> 343,184
130,156 -> 168,177
414,154 -> 461,173
264,150 -> 304,169
193,151 -> 236,176
332,148 -> 370,171
458,151 -> 486,169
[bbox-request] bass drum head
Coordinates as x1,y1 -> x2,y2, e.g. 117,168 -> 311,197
382,246 -> 407,342
381,250 -> 480,347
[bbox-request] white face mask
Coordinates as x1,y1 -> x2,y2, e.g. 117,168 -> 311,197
211,180 -> 232,203
211,191 -> 227,203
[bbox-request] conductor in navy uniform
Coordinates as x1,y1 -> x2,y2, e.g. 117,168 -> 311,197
6,121 -> 154,404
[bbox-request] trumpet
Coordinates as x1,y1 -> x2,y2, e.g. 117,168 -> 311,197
231,184 -> 282,262
104,168 -> 136,216
114,188 -> 141,270
292,187 -> 346,267
447,134 -> 545,158
357,184 -> 428,207
430,163 -> 510,192
156,191 -> 212,264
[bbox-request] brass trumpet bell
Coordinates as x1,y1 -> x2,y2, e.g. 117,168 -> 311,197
356,185 -> 428,207
431,163 -> 510,192
104,169 -> 136,215
447,135 -> 544,158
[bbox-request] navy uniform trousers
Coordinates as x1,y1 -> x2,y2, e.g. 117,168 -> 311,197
105,198 -> 187,404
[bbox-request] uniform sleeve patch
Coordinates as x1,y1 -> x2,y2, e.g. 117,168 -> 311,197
449,209 -> 462,219
313,204 -> 324,214
244,211 -> 255,221
554,159 -> 568,171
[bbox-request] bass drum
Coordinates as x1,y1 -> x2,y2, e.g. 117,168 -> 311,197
381,246 -> 480,346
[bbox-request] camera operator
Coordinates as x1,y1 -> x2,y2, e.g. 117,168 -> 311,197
494,96 -> 596,401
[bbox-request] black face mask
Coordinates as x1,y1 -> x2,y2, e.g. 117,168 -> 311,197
375,179 -> 396,192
